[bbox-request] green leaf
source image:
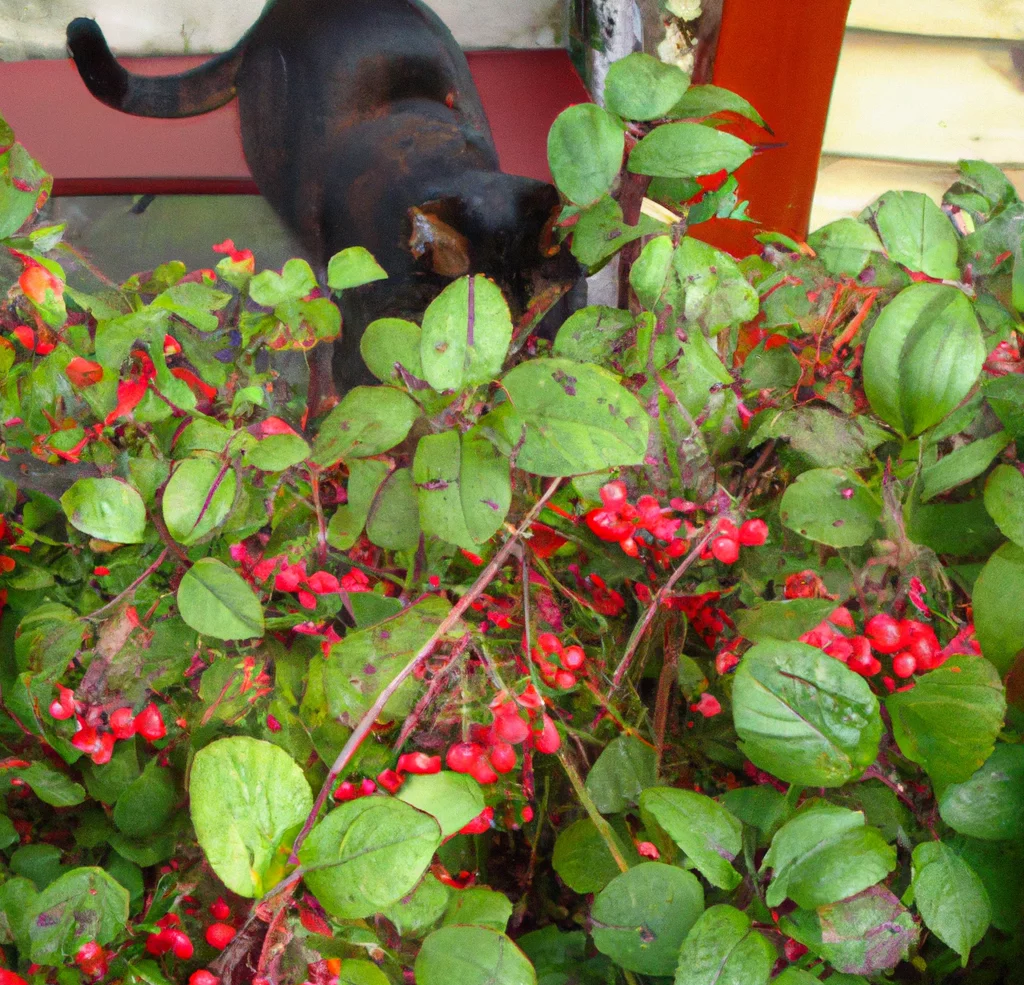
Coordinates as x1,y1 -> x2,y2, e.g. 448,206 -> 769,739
312,386 -> 421,466
397,771 -> 485,840
361,318 -> 424,383
886,657 -> 1006,787
732,641 -> 882,787
673,905 -> 774,985
973,542 -> 1024,672
190,736 -> 312,897
780,886 -> 918,976
326,596 -> 452,723
585,735 -> 657,814
921,431 -> 1010,501
862,283 -> 984,437
867,190 -> 959,279
337,960 -> 392,985
984,464 -> 1024,546
910,840 -> 990,964
604,53 -> 690,121
327,458 -> 389,551
807,219 -> 885,278
628,123 -> 752,179
547,104 -> 625,207
26,867 -> 129,963
365,467 -> 420,551
906,494 -> 1004,557
420,276 -> 512,391
299,796 -> 441,918
485,358 -> 649,477
569,195 -> 666,267
781,467 -> 882,548
382,874 -> 450,935
177,557 -> 265,641
327,246 -> 388,291
14,763 -> 85,807
162,459 -> 237,544
112,760 -> 177,839
61,478 -> 147,544
0,876 -> 37,951
939,744 -> 1024,841
553,305 -> 634,364
249,258 -> 317,306
242,433 -> 310,472
552,818 -> 632,894
733,598 -> 838,643
668,84 -> 767,127
444,888 -> 513,932
985,374 -> 1024,437
414,429 -> 510,549
415,925 -> 536,985
750,407 -> 892,470
591,863 -> 704,976
640,787 -> 743,891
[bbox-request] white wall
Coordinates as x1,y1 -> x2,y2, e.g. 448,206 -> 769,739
0,0 -> 568,60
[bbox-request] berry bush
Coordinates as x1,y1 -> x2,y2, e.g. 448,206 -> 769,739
0,53 -> 1022,985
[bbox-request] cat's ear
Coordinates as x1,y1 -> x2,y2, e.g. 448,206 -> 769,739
407,202 -> 471,277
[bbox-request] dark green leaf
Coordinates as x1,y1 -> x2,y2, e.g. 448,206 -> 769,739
547,104 -> 625,207
734,599 -> 838,643
780,468 -> 880,548
732,641 -> 882,787
552,819 -> 632,895
984,464 -> 1024,546
973,542 -> 1024,672
921,431 -> 1010,501
112,761 -> 177,839
14,763 -> 85,807
939,744 -> 1024,841
673,905 -> 774,985
591,863 -> 704,976
585,735 -> 657,814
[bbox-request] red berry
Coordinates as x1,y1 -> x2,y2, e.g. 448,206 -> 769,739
784,938 -> 809,961
396,752 -> 441,775
146,931 -> 172,956
864,613 -> 902,654
537,632 -> 562,655
156,913 -> 180,929
48,684 -> 75,721
829,606 -> 856,631
469,757 -> 498,785
109,706 -> 136,739
619,536 -> 640,558
189,973 -> 220,985
534,714 -> 561,754
488,742 -> 517,774
521,805 -> 534,823
599,480 -> 629,511
210,897 -> 231,921
91,732 -> 115,765
376,768 -> 404,794
359,778 -> 377,796
493,711 -> 530,745
205,923 -> 236,950
555,670 -> 577,690
166,928 -> 194,960
892,652 -> 916,679
738,519 -> 768,546
0,972 -> 29,985
585,508 -> 633,542
75,940 -> 108,977
333,781 -> 358,802
848,651 -> 882,677
446,742 -> 484,774
561,645 -> 585,671
459,806 -> 494,835
711,536 -> 740,565
134,703 -> 166,741
716,518 -> 739,539
825,638 -> 853,663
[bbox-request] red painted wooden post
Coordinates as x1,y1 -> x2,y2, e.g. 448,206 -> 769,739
695,0 -> 852,256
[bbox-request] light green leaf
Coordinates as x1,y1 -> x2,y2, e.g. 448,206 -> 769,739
61,478 -> 147,544
984,464 -> 1024,546
673,905 -> 774,985
867,190 -> 959,279
780,468 -> 880,548
628,123 -> 752,179
547,104 -> 625,207
327,246 -> 388,291
162,459 -> 237,544
397,772 -> 485,840
921,431 -> 1010,501
177,557 -> 265,641
312,386 -> 420,466
415,925 -> 536,985
604,53 -> 690,121
973,542 -> 1024,672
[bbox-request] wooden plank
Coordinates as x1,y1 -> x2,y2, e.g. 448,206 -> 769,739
0,51 -> 591,192
0,0 -> 568,59
823,30 -> 1024,165
810,155 -> 1024,230
848,0 -> 1024,41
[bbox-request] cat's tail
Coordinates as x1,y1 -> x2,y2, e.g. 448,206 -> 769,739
66,17 -> 245,118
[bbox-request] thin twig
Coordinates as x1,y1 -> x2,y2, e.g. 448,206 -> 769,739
609,525 -> 716,692
289,478 -> 565,863
392,632 -> 472,751
557,748 -> 630,874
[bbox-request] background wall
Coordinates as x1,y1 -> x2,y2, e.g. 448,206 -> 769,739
0,0 -> 568,59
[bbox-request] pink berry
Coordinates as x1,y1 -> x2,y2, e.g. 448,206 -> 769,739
493,712 -> 530,745
865,613 -> 902,654
205,923 -> 236,950
555,670 -> 577,690
134,703 -> 166,741
848,651 -> 882,677
333,781 -> 358,802
829,606 -> 855,631
537,632 -> 562,655
488,742 -> 517,774
716,518 -> 739,539
561,645 -> 585,670
376,768 -> 404,794
48,684 -> 75,721
396,752 -> 441,775
892,652 -> 916,679
469,757 -> 498,785
534,715 -> 561,754
738,519 -> 768,546
166,928 -> 194,960
710,536 -> 740,565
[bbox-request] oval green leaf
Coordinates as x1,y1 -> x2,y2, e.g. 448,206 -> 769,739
732,641 -> 882,787
190,736 -> 312,897
973,542 -> 1024,673
868,190 -> 959,279
361,317 -> 423,383
397,771 -> 485,840
628,122 -> 752,179
585,735 -> 657,815
415,925 -> 536,985
591,863 -> 704,976
312,386 -> 420,466
547,104 -> 625,207
61,477 -> 146,544
939,743 -> 1024,841
162,459 -> 237,544
862,283 -> 984,437
780,468 -> 881,548
604,53 -> 691,121
176,557 -> 265,641
984,463 -> 1024,546
673,905 -> 774,985
327,246 -> 388,292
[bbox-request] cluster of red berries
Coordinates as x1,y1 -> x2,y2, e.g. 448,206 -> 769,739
527,632 -> 586,690
49,685 -> 166,765
585,481 -> 689,564
333,751 -> 443,802
699,517 -> 768,565
145,913 -> 195,960
445,686 -> 560,786
73,941 -> 108,980
142,900 -> 236,982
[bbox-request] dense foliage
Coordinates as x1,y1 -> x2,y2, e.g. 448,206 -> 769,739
0,53 -> 1022,985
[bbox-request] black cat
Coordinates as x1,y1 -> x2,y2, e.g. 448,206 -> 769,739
65,0 -> 581,401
